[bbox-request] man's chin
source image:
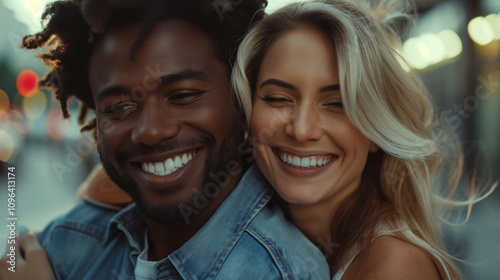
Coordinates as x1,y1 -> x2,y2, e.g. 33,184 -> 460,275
132,198 -> 196,225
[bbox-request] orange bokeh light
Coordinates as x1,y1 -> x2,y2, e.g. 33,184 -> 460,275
0,89 -> 9,117
0,131 -> 14,162
16,69 -> 39,97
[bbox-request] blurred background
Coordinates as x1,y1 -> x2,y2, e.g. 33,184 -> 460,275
0,0 -> 499,278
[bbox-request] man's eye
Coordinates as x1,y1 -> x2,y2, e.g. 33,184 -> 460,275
103,103 -> 136,119
108,105 -> 134,113
169,91 -> 205,104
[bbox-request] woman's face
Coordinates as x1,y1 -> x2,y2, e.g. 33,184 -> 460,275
251,25 -> 378,206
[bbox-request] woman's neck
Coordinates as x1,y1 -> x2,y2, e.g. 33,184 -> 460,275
287,201 -> 337,246
286,178 -> 361,251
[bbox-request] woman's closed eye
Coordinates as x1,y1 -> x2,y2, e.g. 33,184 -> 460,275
260,95 -> 293,103
325,100 -> 343,107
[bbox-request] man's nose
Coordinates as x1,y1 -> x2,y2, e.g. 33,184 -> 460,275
131,97 -> 180,146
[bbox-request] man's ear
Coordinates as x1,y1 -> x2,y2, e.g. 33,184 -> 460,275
240,113 -> 248,131
235,100 -> 248,131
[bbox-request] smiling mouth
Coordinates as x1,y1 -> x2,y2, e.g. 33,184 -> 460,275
140,150 -> 198,176
275,149 -> 337,169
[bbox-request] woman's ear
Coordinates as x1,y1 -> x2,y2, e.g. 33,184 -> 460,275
369,141 -> 380,153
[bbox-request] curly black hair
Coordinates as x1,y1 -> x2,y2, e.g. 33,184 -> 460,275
22,0 -> 267,137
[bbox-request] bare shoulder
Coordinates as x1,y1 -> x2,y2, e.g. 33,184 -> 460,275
344,236 -> 442,280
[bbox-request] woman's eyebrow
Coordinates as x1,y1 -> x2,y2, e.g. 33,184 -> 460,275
319,84 -> 340,92
259,79 -> 340,94
259,78 -> 297,91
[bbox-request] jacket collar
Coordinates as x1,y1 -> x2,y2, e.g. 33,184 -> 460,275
103,165 -> 273,278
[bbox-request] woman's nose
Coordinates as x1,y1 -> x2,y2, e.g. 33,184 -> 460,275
284,102 -> 322,143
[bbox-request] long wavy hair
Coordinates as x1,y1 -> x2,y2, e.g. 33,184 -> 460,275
232,0 -> 496,278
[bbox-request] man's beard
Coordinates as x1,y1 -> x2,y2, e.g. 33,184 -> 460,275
98,121 -> 244,225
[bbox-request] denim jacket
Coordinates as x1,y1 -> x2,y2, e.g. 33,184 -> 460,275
38,165 -> 330,279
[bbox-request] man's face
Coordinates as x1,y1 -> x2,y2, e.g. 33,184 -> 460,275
88,20 -> 243,224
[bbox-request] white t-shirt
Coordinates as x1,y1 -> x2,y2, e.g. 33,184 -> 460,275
134,231 -> 157,280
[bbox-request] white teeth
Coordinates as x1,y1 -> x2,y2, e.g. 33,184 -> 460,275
165,158 -> 174,170
165,158 -> 175,174
174,156 -> 182,168
278,151 -> 334,169
155,162 -> 165,176
140,151 -> 197,176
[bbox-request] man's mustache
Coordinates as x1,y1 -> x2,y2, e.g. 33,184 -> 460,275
115,135 -> 215,162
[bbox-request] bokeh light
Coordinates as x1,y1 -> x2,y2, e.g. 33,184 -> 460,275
0,131 -> 14,162
420,33 -> 446,64
0,111 -> 8,131
8,109 -> 29,136
468,16 -> 495,46
23,92 -> 47,120
0,89 -> 10,117
46,108 -> 70,140
485,14 -> 500,40
403,37 -> 429,69
404,30 -> 462,70
266,0 -> 313,13
16,69 -> 39,97
22,0 -> 46,19
438,30 -> 463,59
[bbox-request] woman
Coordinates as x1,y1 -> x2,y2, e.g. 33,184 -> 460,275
7,0 -> 493,279
231,0 -> 494,279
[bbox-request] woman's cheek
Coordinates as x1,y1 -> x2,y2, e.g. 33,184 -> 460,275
251,106 -> 290,144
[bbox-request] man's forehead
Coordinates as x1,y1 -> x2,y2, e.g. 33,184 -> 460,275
93,20 -> 215,58
88,19 -> 228,98
89,20 -> 219,80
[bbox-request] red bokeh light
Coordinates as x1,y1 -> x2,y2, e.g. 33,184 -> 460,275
16,70 -> 39,97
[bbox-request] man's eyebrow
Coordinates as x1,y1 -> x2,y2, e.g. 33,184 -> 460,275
96,70 -> 208,103
159,70 -> 208,85
97,86 -> 129,104
259,78 -> 297,91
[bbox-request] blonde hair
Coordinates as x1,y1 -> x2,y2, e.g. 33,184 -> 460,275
232,0 -> 496,278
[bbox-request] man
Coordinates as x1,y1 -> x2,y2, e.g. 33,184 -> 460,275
2,0 -> 329,279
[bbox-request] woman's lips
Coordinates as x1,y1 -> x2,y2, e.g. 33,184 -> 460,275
274,148 -> 337,169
